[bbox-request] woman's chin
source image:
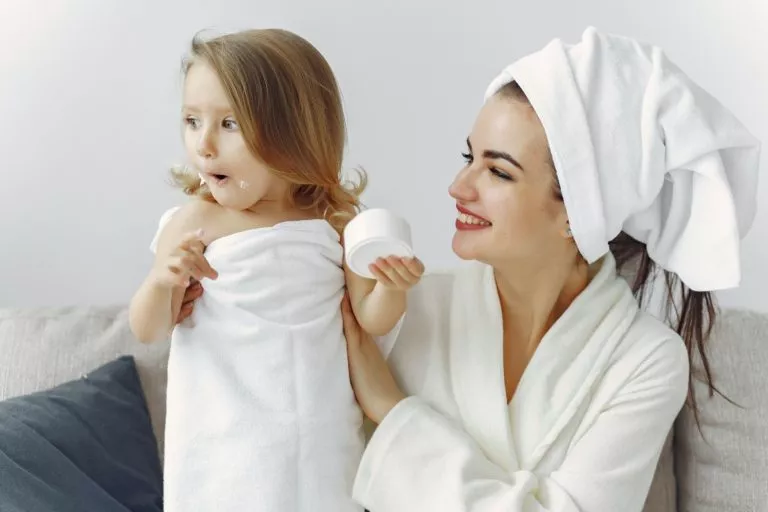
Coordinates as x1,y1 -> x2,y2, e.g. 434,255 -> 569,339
452,234 -> 480,261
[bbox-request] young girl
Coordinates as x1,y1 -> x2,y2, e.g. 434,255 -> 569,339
128,28 -> 423,512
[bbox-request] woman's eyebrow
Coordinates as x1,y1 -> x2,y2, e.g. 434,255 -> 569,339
482,149 -> 524,172
466,137 -> 524,171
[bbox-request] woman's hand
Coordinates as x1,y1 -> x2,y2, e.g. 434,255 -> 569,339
341,292 -> 406,424
175,280 -> 204,324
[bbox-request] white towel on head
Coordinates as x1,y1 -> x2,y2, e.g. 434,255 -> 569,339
484,26 -> 761,291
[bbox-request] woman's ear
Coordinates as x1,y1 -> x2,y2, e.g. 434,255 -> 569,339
562,221 -> 573,239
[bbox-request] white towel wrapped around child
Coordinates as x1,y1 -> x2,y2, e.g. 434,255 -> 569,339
150,207 -> 364,512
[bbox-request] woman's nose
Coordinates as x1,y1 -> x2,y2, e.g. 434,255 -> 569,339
448,167 -> 478,202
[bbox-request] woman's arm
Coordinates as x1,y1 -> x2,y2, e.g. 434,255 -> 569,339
351,332 -> 688,512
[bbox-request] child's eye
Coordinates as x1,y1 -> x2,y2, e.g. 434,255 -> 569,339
184,117 -> 200,129
461,152 -> 473,164
223,118 -> 239,130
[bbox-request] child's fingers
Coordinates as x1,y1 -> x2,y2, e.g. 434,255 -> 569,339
380,257 -> 411,288
176,253 -> 206,282
385,256 -> 421,286
175,247 -> 217,281
387,256 -> 417,288
179,235 -> 217,280
167,254 -> 204,286
193,253 -> 218,279
403,256 -> 425,277
341,292 -> 353,317
167,265 -> 193,287
368,262 -> 395,287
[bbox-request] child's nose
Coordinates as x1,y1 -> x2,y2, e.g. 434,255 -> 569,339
196,131 -> 217,159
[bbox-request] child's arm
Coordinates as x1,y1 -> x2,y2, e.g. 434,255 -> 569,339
345,256 -> 424,337
129,201 -> 218,343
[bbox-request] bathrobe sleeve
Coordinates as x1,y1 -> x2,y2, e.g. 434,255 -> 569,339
352,334 -> 689,512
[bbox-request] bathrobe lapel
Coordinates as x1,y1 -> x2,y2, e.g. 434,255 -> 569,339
509,255 -> 638,468
449,262 -> 519,471
449,256 -> 638,473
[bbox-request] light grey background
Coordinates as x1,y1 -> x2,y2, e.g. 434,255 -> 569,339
1,0 -> 766,312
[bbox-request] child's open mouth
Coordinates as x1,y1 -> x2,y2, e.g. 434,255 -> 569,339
206,173 -> 229,184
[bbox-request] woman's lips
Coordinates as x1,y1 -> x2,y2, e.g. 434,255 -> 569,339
455,204 -> 491,230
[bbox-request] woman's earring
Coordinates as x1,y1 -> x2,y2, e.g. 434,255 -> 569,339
565,222 -> 573,238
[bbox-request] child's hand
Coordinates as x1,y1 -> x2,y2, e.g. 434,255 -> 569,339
151,230 -> 218,289
368,255 -> 424,291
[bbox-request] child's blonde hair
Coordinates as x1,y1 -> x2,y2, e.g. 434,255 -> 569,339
171,28 -> 366,232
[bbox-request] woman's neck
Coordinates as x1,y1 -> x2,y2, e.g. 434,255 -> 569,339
494,254 -> 590,355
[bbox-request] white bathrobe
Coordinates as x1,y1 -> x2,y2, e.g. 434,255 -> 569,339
353,254 -> 689,512
151,208 -> 364,512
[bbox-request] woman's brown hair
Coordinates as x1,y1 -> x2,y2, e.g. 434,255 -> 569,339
171,28 -> 365,232
498,81 -> 721,429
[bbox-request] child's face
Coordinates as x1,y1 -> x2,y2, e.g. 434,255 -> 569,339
182,60 -> 289,212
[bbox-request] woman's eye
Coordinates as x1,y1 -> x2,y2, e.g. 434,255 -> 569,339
490,167 -> 514,181
223,118 -> 239,130
461,152 -> 473,164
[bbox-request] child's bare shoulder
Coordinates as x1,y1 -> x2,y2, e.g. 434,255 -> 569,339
170,199 -> 220,229
155,199 -> 223,251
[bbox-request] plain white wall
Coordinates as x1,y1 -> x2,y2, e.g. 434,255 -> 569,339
1,0 -> 766,312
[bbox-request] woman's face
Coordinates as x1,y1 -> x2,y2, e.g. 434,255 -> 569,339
448,94 -> 571,267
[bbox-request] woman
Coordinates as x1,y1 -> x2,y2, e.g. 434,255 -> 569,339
177,28 -> 760,511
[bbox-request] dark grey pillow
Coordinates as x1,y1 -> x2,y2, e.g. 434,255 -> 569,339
0,356 -> 163,512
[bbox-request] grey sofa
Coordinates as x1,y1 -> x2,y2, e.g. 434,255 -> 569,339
0,305 -> 766,511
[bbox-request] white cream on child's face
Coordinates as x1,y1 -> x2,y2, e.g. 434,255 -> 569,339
181,60 -> 286,211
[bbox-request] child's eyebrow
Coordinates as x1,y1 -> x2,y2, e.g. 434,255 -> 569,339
181,104 -> 233,114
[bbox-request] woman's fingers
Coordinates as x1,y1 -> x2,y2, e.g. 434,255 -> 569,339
178,301 -> 194,322
176,281 -> 203,324
183,281 -> 204,305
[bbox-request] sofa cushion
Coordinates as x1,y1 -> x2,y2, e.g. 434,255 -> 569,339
675,308 -> 768,511
0,356 -> 163,512
0,306 -> 169,455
